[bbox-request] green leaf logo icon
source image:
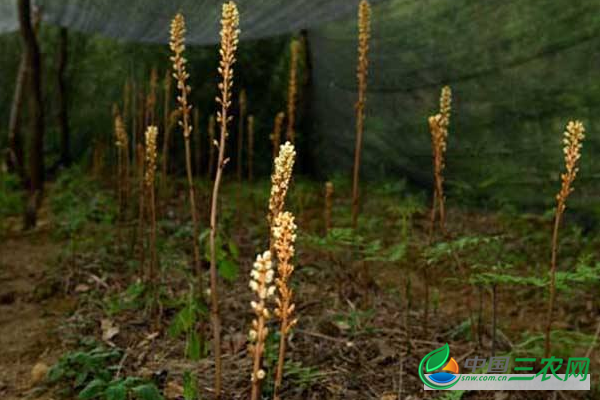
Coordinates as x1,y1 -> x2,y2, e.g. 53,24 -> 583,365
419,343 -> 459,390
425,343 -> 450,373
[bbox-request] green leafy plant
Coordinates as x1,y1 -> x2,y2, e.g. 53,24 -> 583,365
50,167 -> 117,237
183,371 -> 198,400
0,172 -> 23,217
168,286 -> 208,360
46,340 -> 163,400
201,229 -> 240,283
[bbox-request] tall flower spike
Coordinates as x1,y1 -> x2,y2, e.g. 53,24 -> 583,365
170,13 -> 192,139
351,0 -> 371,229
272,211 -> 298,399
169,12 -> 205,375
215,1 -> 240,130
439,85 -> 452,128
556,120 -> 585,211
545,120 -> 585,358
144,126 -> 158,187
114,114 -> 128,149
209,3 -> 240,398
248,251 -> 275,400
268,142 -> 296,227
428,112 -> 448,236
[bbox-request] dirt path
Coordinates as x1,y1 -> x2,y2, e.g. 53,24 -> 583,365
0,224 -> 74,399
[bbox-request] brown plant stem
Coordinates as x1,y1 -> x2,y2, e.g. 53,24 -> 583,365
324,181 -> 333,235
247,115 -> 255,182
208,115 -> 216,178
209,4 -> 239,397
237,89 -> 246,181
170,12 -> 204,309
286,41 -> 299,143
161,70 -> 172,193
271,112 -> 284,160
351,0 -> 371,230
136,143 -> 146,274
194,108 -> 201,177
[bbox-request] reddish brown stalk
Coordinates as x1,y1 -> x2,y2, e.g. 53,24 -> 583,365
324,181 -> 333,235
161,70 -> 172,194
146,67 -> 158,126
271,112 -> 285,160
209,4 -> 240,397
351,0 -> 371,229
136,143 -> 146,274
170,13 -> 204,304
247,115 -> 255,181
194,109 -> 201,177
237,90 -> 247,181
286,41 -> 299,143
208,115 -> 216,178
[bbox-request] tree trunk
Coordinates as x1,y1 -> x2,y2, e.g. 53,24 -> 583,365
57,28 -> 71,167
6,54 -> 27,183
18,0 -> 45,229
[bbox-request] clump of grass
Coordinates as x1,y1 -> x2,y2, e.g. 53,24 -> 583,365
324,181 -> 334,235
544,120 -> 585,357
209,3 -> 240,397
351,0 -> 371,229
247,115 -> 255,181
170,12 -> 203,299
273,211 -> 298,400
248,250 -> 276,400
428,85 -> 452,238
271,112 -> 285,160
286,41 -> 299,143
268,142 -> 296,251
238,89 -> 247,181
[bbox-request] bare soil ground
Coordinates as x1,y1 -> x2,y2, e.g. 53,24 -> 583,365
0,217 -> 75,399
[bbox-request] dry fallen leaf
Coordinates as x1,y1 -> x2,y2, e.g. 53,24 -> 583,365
75,284 -> 90,293
31,362 -> 49,386
164,381 -> 184,399
101,319 -> 120,342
